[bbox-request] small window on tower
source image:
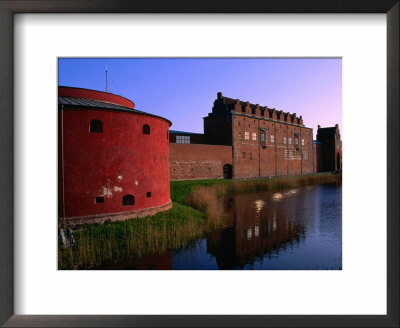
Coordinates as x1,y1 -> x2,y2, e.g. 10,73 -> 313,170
242,152 -> 246,159
252,133 -> 257,141
301,139 -> 304,146
95,197 -> 104,204
143,124 -> 150,135
90,119 -> 103,133
123,194 -> 135,206
146,192 -> 151,198
244,132 -> 249,140
271,135 -> 275,143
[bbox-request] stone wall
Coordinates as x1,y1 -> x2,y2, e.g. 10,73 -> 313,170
169,143 -> 232,180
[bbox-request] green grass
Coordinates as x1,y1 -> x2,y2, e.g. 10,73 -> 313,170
59,202 -> 209,269
171,173 -> 341,204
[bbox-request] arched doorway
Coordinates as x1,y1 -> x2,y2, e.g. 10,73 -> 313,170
336,152 -> 341,170
223,164 -> 232,179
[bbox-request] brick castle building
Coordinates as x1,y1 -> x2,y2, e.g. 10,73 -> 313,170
58,87 -> 172,224
169,92 -> 342,180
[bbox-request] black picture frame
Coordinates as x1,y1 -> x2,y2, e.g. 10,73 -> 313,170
0,0 -> 398,327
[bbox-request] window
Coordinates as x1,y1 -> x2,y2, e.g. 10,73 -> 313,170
295,136 -> 299,145
176,135 -> 190,144
301,139 -> 304,146
143,124 -> 150,134
249,152 -> 252,160
260,132 -> 266,143
251,108 -> 255,115
261,110 -> 265,117
95,197 -> 104,204
123,194 -> 135,206
289,138 -> 292,145
242,152 -> 246,159
90,119 -> 103,133
244,131 -> 249,140
252,132 -> 257,141
146,192 -> 151,198
271,135 -> 275,143
284,137 -> 287,144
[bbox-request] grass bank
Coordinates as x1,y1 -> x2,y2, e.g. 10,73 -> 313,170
59,173 -> 341,269
171,172 -> 341,205
59,202 -> 213,269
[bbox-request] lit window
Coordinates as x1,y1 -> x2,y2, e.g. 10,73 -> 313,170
244,132 -> 249,140
143,124 -> 150,134
284,137 -> 287,144
289,138 -> 292,145
90,119 -> 103,133
247,228 -> 252,240
176,135 -> 190,144
301,139 -> 304,146
252,132 -> 257,140
271,135 -> 275,143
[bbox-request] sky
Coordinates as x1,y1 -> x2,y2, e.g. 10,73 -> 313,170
58,58 -> 341,139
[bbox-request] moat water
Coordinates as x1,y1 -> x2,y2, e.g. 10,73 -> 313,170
105,183 -> 342,270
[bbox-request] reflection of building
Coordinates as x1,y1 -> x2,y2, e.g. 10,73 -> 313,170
58,86 -> 172,224
206,191 -> 307,269
170,92 -> 342,180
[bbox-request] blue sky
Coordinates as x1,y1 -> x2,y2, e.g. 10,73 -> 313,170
58,58 -> 342,138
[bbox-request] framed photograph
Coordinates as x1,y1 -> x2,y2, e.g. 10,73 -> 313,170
0,0 -> 398,327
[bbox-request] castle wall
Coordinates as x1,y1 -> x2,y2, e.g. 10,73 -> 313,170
231,113 -> 315,179
169,143 -> 232,180
61,107 -> 171,222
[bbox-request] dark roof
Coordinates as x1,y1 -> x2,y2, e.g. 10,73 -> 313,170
58,96 -> 172,126
169,130 -> 203,135
58,96 -> 134,111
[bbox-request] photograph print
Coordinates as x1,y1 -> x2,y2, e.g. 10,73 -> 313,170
58,58 -> 342,270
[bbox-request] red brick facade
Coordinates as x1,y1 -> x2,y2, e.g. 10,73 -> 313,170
169,143 -> 232,180
170,92 -> 341,180
59,87 -> 172,224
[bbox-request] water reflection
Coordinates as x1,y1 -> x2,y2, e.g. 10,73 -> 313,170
174,183 -> 342,270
